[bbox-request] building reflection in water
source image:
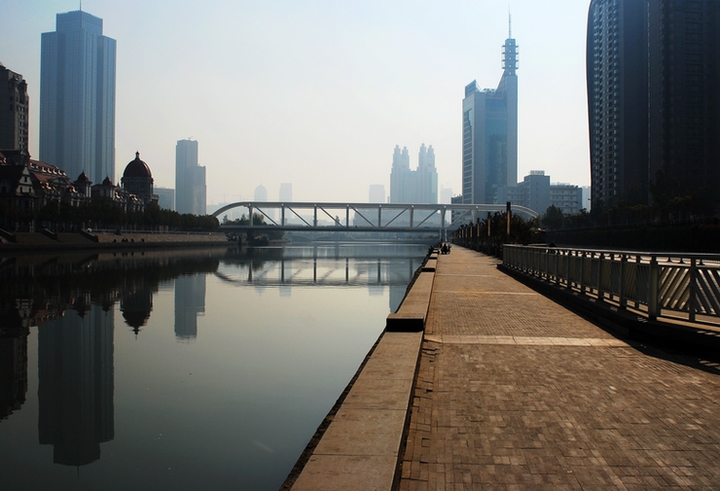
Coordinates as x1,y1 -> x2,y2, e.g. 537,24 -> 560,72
0,330 -> 28,421
38,305 -> 114,466
174,274 -> 206,339
120,278 -> 154,337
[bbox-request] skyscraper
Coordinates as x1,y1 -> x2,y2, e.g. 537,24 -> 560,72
586,0 -> 648,208
389,144 -> 438,204
40,10 -> 116,184
0,64 -> 29,151
462,27 -> 518,205
587,0 -> 720,209
647,1 -> 720,201
390,145 -> 410,203
175,139 -> 206,215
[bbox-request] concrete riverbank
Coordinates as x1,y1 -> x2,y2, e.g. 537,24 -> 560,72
286,245 -> 720,490
0,231 -> 231,253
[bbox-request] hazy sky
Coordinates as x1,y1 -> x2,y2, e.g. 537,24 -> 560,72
3,0 -> 591,206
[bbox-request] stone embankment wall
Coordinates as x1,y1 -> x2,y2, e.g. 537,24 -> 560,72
0,231 -> 232,252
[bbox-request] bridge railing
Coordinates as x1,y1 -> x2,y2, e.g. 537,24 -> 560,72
213,201 -> 539,234
503,244 -> 720,326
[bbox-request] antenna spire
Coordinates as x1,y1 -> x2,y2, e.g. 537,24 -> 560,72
509,7 -> 512,38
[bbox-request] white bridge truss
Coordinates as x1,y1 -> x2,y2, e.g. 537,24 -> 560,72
213,201 -> 539,234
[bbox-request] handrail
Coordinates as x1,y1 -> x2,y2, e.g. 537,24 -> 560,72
502,244 -> 720,326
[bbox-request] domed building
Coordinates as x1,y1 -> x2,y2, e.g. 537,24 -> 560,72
121,152 -> 158,206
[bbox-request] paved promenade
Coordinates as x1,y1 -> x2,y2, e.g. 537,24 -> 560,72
398,247 -> 720,490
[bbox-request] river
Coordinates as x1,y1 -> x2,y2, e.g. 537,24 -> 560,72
0,242 -> 428,491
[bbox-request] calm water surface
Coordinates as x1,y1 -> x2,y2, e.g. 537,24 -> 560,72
0,243 -> 428,491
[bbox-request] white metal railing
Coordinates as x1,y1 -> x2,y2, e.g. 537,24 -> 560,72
503,244 -> 720,326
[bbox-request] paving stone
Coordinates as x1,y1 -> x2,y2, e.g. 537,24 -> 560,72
399,247 -> 720,490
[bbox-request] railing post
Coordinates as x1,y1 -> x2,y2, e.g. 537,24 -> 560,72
619,254 -> 626,310
689,258 -> 697,322
441,208 -> 446,241
648,256 -> 659,321
597,253 -> 604,301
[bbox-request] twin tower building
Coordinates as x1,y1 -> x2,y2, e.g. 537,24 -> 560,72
38,10 -> 205,215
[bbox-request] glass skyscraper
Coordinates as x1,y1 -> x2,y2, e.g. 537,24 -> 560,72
175,139 -> 207,215
462,32 -> 518,205
40,10 -> 116,184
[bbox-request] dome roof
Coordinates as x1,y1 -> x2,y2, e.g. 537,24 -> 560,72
123,151 -> 152,179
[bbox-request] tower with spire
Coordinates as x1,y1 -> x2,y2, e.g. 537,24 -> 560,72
461,16 -> 519,204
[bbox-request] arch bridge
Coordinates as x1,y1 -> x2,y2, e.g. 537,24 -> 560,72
213,201 -> 538,236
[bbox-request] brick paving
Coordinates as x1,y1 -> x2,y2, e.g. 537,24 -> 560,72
398,246 -> 720,490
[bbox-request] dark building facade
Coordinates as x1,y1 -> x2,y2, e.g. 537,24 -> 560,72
587,0 -> 720,210
121,152 -> 157,206
647,0 -> 720,201
0,64 -> 29,152
587,0 -> 648,208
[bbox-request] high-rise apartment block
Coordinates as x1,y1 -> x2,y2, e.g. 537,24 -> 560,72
0,64 -> 29,151
587,0 -> 720,209
175,139 -> 206,215
587,0 -> 648,207
40,10 -> 116,184
462,30 -> 518,205
390,144 -> 438,204
647,1 -> 720,201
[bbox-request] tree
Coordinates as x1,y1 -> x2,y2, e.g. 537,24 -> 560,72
541,205 -> 564,230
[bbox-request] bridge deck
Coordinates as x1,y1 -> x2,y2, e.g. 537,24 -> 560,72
399,246 -> 720,490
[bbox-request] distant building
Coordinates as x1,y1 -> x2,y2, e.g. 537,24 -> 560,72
389,144 -> 438,204
279,183 -> 292,202
121,152 -> 157,206
254,184 -> 267,202
498,170 -> 583,216
368,184 -> 385,203
40,10 -> 116,185
175,139 -> 206,215
462,28 -> 518,204
581,186 -> 591,212
550,184 -> 584,216
440,186 -> 453,205
155,187 -> 174,211
0,64 -> 29,152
